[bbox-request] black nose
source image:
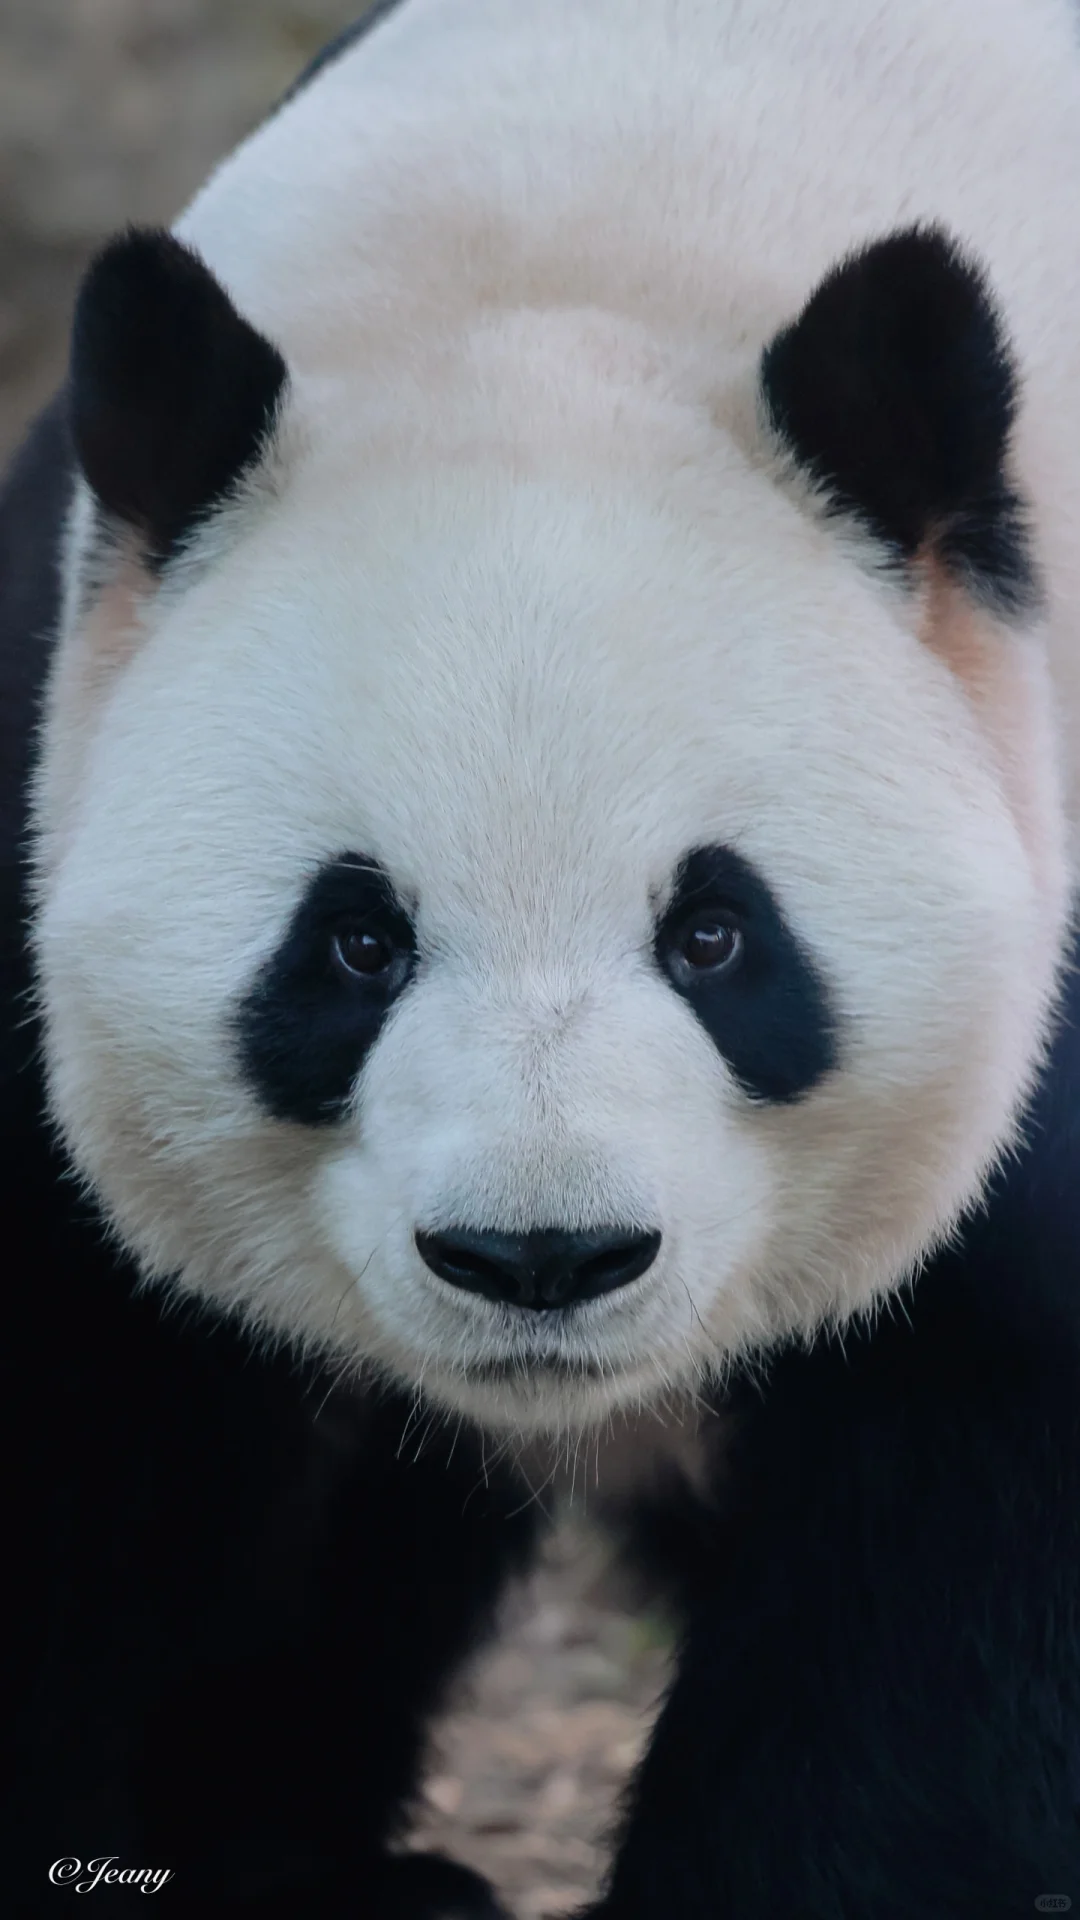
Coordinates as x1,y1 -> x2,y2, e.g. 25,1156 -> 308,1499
415,1225 -> 662,1310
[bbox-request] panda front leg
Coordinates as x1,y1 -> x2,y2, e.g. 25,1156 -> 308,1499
135,1380 -> 541,1920
579,1272 -> 1080,1920
320,1390 -> 541,1920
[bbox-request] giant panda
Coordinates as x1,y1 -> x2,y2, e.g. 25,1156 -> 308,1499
4,0 -> 1080,1913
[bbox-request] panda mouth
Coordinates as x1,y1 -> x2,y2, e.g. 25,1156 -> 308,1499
466,1353 -> 610,1383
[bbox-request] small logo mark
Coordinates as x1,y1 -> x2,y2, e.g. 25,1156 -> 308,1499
1035,1899 -> 1073,1913
49,1856 -> 174,1894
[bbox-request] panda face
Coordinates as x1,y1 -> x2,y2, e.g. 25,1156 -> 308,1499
32,233 -> 1068,1434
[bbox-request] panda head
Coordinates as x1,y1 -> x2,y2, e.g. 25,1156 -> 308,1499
32,225 -> 1068,1432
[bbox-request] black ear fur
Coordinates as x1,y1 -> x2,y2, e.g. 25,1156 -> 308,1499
760,225 -> 1035,613
70,228 -> 288,566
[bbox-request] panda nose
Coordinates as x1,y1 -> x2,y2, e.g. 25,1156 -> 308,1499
414,1225 -> 662,1310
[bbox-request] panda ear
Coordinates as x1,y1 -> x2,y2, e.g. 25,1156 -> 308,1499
70,228 -> 288,567
760,225 -> 1034,614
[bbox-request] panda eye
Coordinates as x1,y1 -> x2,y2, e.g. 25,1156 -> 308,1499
331,926 -> 400,982
669,917 -> 743,978
650,845 -> 835,1106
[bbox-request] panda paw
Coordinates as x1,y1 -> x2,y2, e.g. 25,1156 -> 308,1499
369,1850 -> 512,1918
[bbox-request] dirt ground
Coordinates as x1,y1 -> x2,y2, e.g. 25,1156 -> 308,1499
0,6 -> 672,1913
411,1519 -> 672,1918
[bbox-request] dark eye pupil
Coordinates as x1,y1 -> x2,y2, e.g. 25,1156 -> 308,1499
682,922 -> 739,970
333,928 -> 393,978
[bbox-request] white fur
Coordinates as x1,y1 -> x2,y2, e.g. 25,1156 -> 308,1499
31,0 -> 1080,1431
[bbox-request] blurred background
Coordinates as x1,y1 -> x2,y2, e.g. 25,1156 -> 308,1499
0,0 -> 366,461
0,6 -> 670,1914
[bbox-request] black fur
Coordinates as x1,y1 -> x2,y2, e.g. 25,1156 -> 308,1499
655,844 -> 837,1103
235,854 -> 417,1126
70,229 -> 287,567
761,225 -> 1037,614
0,406 -> 534,1915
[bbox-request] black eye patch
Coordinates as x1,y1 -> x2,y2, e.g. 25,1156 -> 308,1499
655,846 -> 838,1102
234,855 -> 416,1126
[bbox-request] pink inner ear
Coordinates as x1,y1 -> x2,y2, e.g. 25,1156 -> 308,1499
916,552 -> 994,689
76,555 -> 150,679
917,553 -> 1062,895
916,549 -> 1040,709
37,549 -> 151,875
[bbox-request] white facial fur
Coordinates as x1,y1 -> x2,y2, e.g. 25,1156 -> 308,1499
31,0 -> 1080,1432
